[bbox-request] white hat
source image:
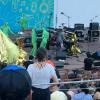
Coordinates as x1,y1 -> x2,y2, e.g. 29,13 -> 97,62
51,91 -> 68,100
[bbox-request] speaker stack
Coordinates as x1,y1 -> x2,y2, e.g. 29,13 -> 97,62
74,23 -> 84,30
74,23 -> 84,42
88,22 -> 99,41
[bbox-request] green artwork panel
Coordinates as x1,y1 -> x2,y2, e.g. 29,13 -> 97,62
0,0 -> 54,32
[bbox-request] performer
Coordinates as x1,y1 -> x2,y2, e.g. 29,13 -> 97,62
0,29 -> 26,64
40,28 -> 49,48
56,30 -> 65,50
31,27 -> 37,57
70,32 -> 81,54
19,14 -> 27,31
0,22 -> 14,36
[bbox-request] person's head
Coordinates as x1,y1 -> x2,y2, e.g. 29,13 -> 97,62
29,55 -> 34,60
0,64 -> 32,100
36,47 -> 47,62
96,83 -> 100,92
0,61 -> 7,70
80,84 -> 89,94
86,52 -> 92,58
51,91 -> 68,100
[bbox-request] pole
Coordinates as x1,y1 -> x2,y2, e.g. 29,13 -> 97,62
61,12 -> 71,28
68,16 -> 70,28
55,0 -> 58,28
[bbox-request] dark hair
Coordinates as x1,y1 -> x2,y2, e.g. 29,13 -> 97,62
0,66 -> 31,100
0,61 -> 7,70
29,55 -> 34,60
96,83 -> 100,92
36,47 -> 47,62
80,84 -> 89,94
86,52 -> 92,58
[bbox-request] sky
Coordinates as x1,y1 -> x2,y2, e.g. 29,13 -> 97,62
54,0 -> 100,28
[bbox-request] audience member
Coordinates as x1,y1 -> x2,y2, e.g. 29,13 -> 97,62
45,55 -> 60,80
93,84 -> 100,100
83,52 -> 94,79
67,90 -> 75,99
23,55 -> 34,69
56,30 -> 64,50
0,61 -> 32,100
72,84 -> 93,100
51,91 -> 68,100
27,47 -> 58,100
84,52 -> 94,70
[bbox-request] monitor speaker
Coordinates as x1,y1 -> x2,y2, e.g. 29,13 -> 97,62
91,30 -> 99,37
89,22 -> 99,30
24,37 -> 32,47
75,31 -> 84,37
88,30 -> 99,38
56,51 -> 66,60
55,62 -> 64,68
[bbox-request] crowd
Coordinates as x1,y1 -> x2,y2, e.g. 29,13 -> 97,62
0,24 -> 100,100
0,47 -> 100,100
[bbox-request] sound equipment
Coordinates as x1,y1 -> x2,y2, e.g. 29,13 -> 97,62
22,29 -> 32,33
88,30 -> 99,38
36,30 -> 43,37
36,30 -> 42,43
91,30 -> 99,37
89,22 -> 99,30
92,51 -> 100,60
75,30 -> 84,37
55,61 -> 64,68
24,37 -> 32,47
56,51 -> 66,60
93,61 -> 100,66
74,24 -> 84,30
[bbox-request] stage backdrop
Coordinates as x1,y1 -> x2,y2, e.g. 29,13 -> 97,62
0,0 -> 54,32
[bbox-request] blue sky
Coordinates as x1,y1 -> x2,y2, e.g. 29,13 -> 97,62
54,0 -> 100,28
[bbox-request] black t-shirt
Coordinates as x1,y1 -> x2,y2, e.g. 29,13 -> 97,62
84,57 -> 93,70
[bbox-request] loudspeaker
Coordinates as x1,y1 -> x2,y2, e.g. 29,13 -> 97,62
36,30 -> 42,43
55,61 -> 64,68
75,30 -> 84,37
93,61 -> 100,66
24,37 -> 32,47
89,22 -> 99,30
56,51 -> 66,60
74,24 -> 84,30
36,30 -> 43,37
88,30 -> 99,38
91,30 -> 99,37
